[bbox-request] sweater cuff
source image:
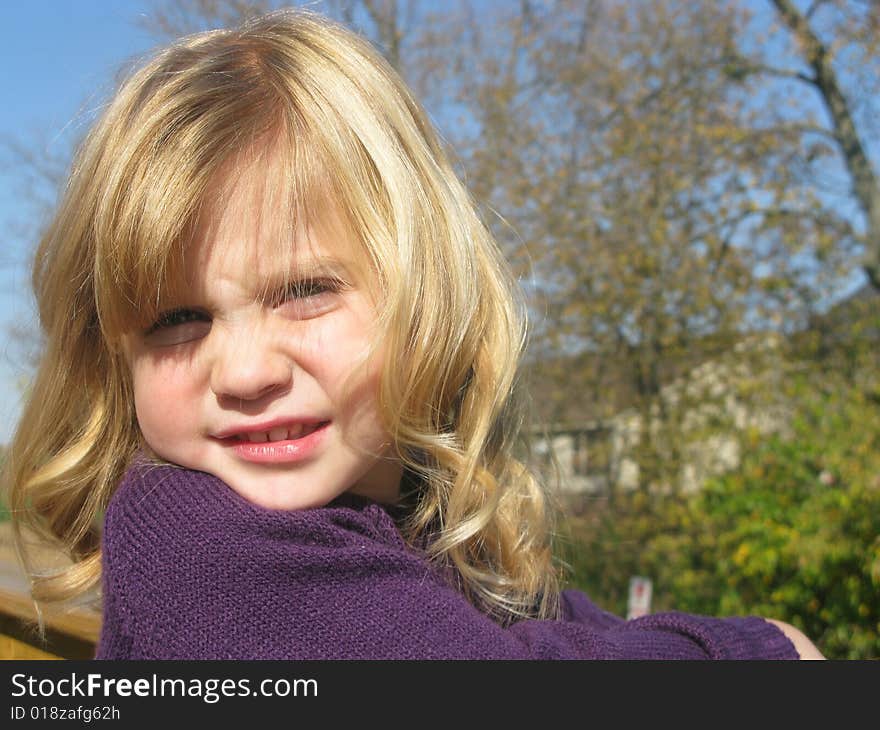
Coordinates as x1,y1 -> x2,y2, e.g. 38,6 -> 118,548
716,616 -> 799,659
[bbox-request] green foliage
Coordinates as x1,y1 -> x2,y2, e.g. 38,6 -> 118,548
559,375 -> 880,659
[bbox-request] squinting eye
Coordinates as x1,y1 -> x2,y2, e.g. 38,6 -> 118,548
274,278 -> 344,317
281,278 -> 340,300
143,308 -> 211,346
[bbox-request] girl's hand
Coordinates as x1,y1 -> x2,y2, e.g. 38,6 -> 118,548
764,619 -> 825,659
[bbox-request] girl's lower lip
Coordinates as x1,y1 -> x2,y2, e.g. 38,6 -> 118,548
224,422 -> 330,464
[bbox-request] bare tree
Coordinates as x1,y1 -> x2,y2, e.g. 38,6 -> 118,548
721,0 -> 880,291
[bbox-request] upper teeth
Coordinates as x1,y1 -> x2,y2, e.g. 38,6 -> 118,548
240,424 -> 320,442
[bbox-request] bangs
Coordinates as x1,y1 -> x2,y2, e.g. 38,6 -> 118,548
93,103 -> 377,342
104,136 -> 341,334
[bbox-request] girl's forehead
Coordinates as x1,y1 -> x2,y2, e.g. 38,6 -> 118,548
188,230 -> 358,288
186,166 -> 364,287
140,138 -> 382,314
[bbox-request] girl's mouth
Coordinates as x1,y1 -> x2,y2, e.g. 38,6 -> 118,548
222,421 -> 331,464
231,421 -> 329,443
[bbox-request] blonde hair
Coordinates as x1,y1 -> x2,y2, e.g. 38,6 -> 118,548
6,9 -> 562,627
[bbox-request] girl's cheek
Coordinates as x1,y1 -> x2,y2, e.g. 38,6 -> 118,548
132,361 -> 202,429
139,353 -> 207,392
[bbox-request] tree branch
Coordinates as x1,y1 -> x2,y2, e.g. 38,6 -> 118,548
772,0 -> 880,291
805,0 -> 830,21
728,59 -> 815,84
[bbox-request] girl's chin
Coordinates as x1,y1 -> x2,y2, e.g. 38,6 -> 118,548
219,474 -> 342,512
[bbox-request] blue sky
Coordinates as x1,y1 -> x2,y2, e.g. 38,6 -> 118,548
1,1 -> 158,443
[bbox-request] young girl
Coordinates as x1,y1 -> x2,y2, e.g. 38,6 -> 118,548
7,9 -> 820,659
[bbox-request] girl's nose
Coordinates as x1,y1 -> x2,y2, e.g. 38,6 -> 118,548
209,328 -> 293,403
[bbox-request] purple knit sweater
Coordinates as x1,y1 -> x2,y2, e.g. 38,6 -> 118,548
95,463 -> 798,659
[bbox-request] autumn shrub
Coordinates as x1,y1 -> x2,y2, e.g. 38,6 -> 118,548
558,375 -> 880,659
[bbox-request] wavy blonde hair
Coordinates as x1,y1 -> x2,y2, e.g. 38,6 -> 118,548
6,9 -> 562,627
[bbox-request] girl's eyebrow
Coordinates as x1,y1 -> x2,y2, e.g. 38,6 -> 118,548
257,256 -> 353,291
287,256 -> 352,278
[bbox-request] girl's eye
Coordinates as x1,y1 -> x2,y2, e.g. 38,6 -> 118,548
143,308 -> 211,346
274,278 -> 343,317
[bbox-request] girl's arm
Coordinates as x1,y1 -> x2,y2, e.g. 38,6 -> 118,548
96,464 -> 800,660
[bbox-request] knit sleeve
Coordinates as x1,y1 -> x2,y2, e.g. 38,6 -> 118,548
553,590 -> 798,659
95,463 -> 798,660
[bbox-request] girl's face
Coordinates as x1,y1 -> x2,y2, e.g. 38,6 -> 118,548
123,168 -> 402,511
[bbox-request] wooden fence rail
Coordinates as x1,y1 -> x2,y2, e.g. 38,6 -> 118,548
0,522 -> 101,659
0,586 -> 100,659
